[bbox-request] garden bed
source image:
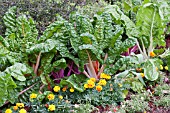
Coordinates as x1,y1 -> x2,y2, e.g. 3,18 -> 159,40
0,0 -> 170,113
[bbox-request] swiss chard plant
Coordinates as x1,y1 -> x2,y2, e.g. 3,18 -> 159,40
104,1 -> 170,82
0,6 -> 37,106
0,6 -> 76,106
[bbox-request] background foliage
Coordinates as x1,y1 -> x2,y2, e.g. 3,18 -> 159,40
0,0 -> 108,36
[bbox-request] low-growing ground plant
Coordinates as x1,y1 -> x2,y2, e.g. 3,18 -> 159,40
119,92 -> 150,113
154,95 -> 170,108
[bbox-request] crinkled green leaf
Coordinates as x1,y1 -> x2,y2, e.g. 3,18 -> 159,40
69,13 -> 93,34
104,5 -> 138,37
53,58 -> 67,71
143,59 -> 159,81
3,6 -> 17,36
136,3 -> 165,48
27,39 -> 58,53
4,63 -> 32,81
60,74 -> 86,92
131,81 -> 144,93
0,73 -> 17,107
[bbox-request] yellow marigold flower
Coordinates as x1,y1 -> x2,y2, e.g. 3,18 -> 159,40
53,86 -> 60,92
98,79 -> 107,86
47,94 -> 55,101
62,87 -> 67,92
19,109 -> 27,113
100,73 -> 108,79
5,109 -> 12,113
118,83 -> 123,87
140,73 -> 145,78
87,79 -> 94,84
96,85 -> 102,92
100,73 -> 111,80
13,106 -> 18,111
16,103 -> 24,108
105,75 -> 111,80
87,80 -> 95,88
48,104 -> 55,111
150,51 -> 156,57
84,84 -> 88,89
160,65 -> 163,70
165,66 -> 168,70
30,93 -> 37,99
90,78 -> 96,82
59,95 -> 63,100
70,87 -> 74,92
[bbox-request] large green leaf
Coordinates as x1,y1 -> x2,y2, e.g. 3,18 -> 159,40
60,74 -> 86,92
104,5 -> 138,37
0,73 -> 17,107
136,3 -> 165,49
69,12 -> 93,35
26,39 -> 58,54
3,6 -> 17,36
143,59 -> 159,81
131,81 -> 144,93
53,58 -> 67,71
4,63 -> 32,81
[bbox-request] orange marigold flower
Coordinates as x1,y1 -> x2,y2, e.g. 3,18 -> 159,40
96,85 -> 102,92
47,94 -> 55,101
13,106 -> 18,111
150,51 -> 156,57
140,73 -> 145,78
62,87 -> 67,92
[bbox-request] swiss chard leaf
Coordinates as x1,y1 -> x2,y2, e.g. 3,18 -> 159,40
136,3 -> 165,50
4,63 -> 32,81
0,73 -> 17,107
60,74 -> 86,92
143,59 -> 159,81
